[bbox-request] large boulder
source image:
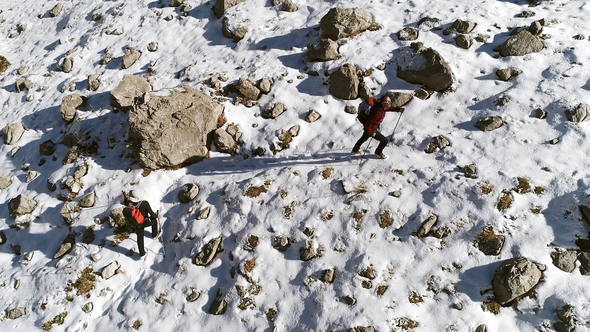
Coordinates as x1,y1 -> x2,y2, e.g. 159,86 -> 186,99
495,30 -> 544,57
397,42 -> 454,92
329,64 -> 359,100
307,39 -> 340,61
492,257 -> 543,305
60,94 -> 87,123
2,123 -> 26,145
214,0 -> 247,18
320,8 -> 374,40
128,87 -> 223,169
110,75 -> 152,111
8,194 -> 37,217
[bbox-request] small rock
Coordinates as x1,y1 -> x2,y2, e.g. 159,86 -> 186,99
26,170 -> 39,183
462,164 -> 477,178
60,94 -> 86,123
300,240 -> 319,261
5,307 -> 27,319
90,253 -> 100,262
573,34 -> 585,41
565,103 -> 587,123
492,257 -> 543,305
0,56 -> 11,75
0,176 -> 13,190
88,74 -> 100,91
476,116 -> 504,131
15,78 -> 34,93
262,103 -> 285,119
495,96 -> 510,106
550,138 -> 559,145
121,49 -> 141,69
12,244 -> 22,255
348,327 -> 376,332
179,183 -> 200,203
535,108 -> 547,119
80,192 -> 96,208
321,268 -> 336,283
186,290 -> 200,302
359,266 -> 376,280
496,67 -> 522,81
92,14 -> 102,21
50,3 -> 63,17
281,0 -> 298,12
8,194 -> 37,217
60,57 -> 74,73
17,66 -> 29,75
54,234 -> 75,259
147,42 -> 158,52
551,249 -> 578,273
258,78 -> 272,94
101,261 -> 119,279
194,236 -> 223,266
398,27 -> 419,41
529,21 -> 543,35
0,231 -> 6,245
273,235 -> 290,251
416,214 -> 438,237
455,35 -> 471,49
197,206 -> 210,220
341,295 -> 356,306
414,88 -> 430,100
305,110 -> 321,123
344,105 -> 357,114
209,289 -> 227,315
475,324 -> 487,332
82,302 -> 93,313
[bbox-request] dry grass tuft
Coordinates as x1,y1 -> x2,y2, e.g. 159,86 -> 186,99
513,177 -> 531,194
321,167 -> 333,179
70,267 -> 96,296
497,191 -> 513,211
243,258 -> 256,273
476,225 -> 497,243
379,210 -> 394,228
244,185 -> 268,198
480,181 -> 494,195
482,299 -> 501,314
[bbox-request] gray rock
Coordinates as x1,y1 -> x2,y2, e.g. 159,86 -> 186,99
475,325 -> 487,332
281,0 -> 298,12
235,78 -> 260,100
535,108 -> 547,119
101,261 -> 119,279
214,128 -> 236,154
273,235 -> 290,251
418,17 -> 442,30
551,250 -> 578,273
289,125 -> 300,137
398,27 -> 419,41
455,35 -> 471,49
179,183 -> 200,203
147,42 -> 158,52
60,57 -> 74,73
62,176 -> 82,195
529,21 -> 543,35
82,302 -> 93,313
106,27 -> 124,35
214,0 -> 247,18
258,78 -> 272,94
344,105 -> 357,114
348,327 -> 376,332
463,164 -> 477,178
74,163 -> 88,180
128,88 -> 223,168
495,30 -> 544,57
15,77 -> 33,92
305,110 -> 321,123
416,214 -> 438,237
0,56 -> 11,75
397,42 -> 454,92
341,295 -> 356,306
320,8 -> 374,40
495,96 -> 510,106
88,74 -> 100,91
358,81 -> 371,100
578,252 -> 590,275
321,268 -> 336,283
476,116 -> 504,131
300,240 -> 319,261
307,38 -> 340,62
92,14 -> 102,21
492,257 -> 543,305
565,103 -> 587,123
496,67 -> 522,81
359,266 -> 376,280
80,192 -> 96,208
425,135 -> 450,153
50,3 -> 63,17
209,289 -> 227,314
197,206 -> 211,220
387,92 -> 414,108
262,102 -> 285,119
0,176 -> 13,190
170,0 -> 186,6
414,88 -> 430,100
5,307 -> 26,319
110,74 -> 152,111
54,233 -> 75,259
330,64 -> 359,100
186,290 -> 200,302
17,66 -> 29,75
194,236 -> 224,266
60,94 -> 86,123
121,49 -> 141,69
451,19 -> 476,34
26,171 -> 39,183
8,194 -> 37,217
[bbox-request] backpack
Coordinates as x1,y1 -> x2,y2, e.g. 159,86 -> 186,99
357,108 -> 370,124
123,205 -> 144,228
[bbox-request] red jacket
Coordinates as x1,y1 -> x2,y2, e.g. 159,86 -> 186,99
364,98 -> 403,134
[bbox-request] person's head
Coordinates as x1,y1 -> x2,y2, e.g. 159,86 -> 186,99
128,190 -> 140,203
380,95 -> 392,106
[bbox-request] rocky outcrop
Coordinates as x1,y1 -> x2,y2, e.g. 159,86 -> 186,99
495,30 -> 544,57
329,64 -> 359,100
110,75 -> 152,111
127,87 -> 223,169
492,257 -> 543,305
320,8 -> 374,40
307,39 -> 340,62
397,42 -> 454,92
2,123 -> 26,145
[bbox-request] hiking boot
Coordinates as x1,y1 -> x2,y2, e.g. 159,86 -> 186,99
375,153 -> 388,159
351,150 -> 361,156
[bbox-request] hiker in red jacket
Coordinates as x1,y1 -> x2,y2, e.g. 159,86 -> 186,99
352,95 -> 405,159
123,190 -> 159,257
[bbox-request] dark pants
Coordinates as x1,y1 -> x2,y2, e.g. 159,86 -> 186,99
135,217 -> 158,256
352,131 -> 388,155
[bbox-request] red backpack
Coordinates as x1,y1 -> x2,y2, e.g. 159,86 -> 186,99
123,205 -> 144,227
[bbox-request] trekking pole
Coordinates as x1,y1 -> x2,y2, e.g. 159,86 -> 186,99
389,111 -> 404,144
359,138 -> 373,166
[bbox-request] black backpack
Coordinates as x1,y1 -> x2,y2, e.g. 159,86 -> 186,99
357,108 -> 370,124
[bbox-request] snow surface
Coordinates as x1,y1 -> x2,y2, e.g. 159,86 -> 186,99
1,0 -> 590,331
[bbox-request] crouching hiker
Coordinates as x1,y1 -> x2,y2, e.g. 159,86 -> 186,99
352,95 -> 405,159
122,190 -> 160,257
